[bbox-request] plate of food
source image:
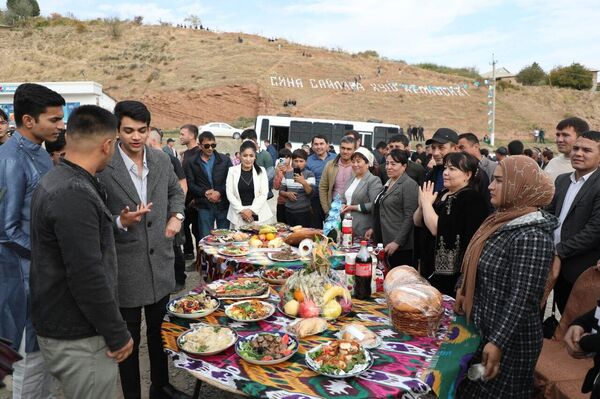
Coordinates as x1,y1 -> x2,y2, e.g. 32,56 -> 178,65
206,277 -> 270,300
204,232 -> 250,246
167,292 -> 220,319
177,325 -> 237,357
225,300 -> 275,322
238,222 -> 262,233
210,229 -> 235,237
336,323 -> 382,349
260,266 -> 296,285
305,340 -> 374,378
236,332 -> 298,365
285,317 -> 329,338
266,248 -> 302,263
217,245 -> 250,257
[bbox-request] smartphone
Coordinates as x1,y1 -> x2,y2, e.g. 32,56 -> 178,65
293,167 -> 302,176
277,157 -> 285,165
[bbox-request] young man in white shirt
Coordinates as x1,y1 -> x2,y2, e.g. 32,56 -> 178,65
545,117 -> 589,182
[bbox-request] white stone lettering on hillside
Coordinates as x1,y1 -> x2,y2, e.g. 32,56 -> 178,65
269,75 -> 469,96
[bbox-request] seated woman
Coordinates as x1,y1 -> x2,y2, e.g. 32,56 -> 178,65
226,140 -> 272,227
341,147 -> 383,238
456,156 -> 556,399
365,149 -> 419,268
414,152 -> 488,296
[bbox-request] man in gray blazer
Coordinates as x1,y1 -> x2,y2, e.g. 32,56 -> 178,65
547,131 -> 600,313
98,101 -> 187,399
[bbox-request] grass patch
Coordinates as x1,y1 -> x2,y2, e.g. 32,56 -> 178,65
414,63 -> 481,80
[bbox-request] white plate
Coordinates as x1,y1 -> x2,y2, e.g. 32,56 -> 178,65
166,293 -> 220,319
334,330 -> 382,349
305,342 -> 373,378
206,280 -> 271,300
266,252 -> 302,263
177,326 -> 237,357
285,318 -> 329,337
224,300 -> 275,322
235,332 -> 298,365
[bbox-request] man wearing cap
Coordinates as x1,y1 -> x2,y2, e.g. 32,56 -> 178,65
425,128 -> 491,201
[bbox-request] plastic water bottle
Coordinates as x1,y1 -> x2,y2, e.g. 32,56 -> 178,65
341,213 -> 353,247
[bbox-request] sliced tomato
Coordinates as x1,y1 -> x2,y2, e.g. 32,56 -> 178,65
282,349 -> 292,356
262,355 -> 273,361
281,334 -> 289,345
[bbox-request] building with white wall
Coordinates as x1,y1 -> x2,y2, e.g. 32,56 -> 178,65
0,81 -> 116,125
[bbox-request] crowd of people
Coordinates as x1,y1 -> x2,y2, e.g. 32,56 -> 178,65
1,83 -> 600,399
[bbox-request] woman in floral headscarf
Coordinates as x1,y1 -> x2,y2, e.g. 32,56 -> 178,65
455,156 -> 557,399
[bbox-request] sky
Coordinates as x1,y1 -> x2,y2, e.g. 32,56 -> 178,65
37,0 -> 600,74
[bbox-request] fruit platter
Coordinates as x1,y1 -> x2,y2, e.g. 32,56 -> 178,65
225,300 -> 275,322
247,225 -> 285,249
260,266 -> 295,285
177,324 -> 238,357
167,292 -> 220,319
235,332 -> 298,365
279,239 -> 352,319
205,277 -> 270,300
305,340 -> 373,378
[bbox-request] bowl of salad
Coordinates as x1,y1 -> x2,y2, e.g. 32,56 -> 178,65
305,340 -> 373,378
225,300 -> 275,322
236,332 -> 298,365
167,292 -> 220,319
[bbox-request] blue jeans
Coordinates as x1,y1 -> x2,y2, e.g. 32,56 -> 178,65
197,206 -> 229,239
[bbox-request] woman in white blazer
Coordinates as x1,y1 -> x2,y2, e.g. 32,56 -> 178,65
226,140 -> 273,227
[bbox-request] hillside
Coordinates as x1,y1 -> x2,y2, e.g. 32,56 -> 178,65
1,19 -> 599,138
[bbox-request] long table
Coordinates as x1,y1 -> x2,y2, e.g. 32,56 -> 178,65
161,283 -> 480,399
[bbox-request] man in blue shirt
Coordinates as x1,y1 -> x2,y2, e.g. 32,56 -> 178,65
0,83 -> 65,398
306,134 -> 336,227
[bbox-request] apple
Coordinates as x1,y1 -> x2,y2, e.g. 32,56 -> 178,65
298,299 -> 320,318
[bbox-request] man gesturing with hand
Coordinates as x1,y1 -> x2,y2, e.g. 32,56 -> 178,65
98,101 -> 187,399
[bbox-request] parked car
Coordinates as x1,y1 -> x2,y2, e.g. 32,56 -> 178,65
198,122 -> 242,139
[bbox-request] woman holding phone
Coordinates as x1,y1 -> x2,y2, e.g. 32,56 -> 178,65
226,140 -> 272,227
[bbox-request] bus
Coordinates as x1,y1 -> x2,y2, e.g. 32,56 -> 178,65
255,115 -> 401,150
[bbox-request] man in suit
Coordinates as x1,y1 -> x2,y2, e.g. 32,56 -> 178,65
547,131 -> 600,313
98,101 -> 187,399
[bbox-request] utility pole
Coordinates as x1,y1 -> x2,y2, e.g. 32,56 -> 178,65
488,54 -> 498,146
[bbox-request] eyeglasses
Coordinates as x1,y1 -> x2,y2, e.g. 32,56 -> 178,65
203,143 -> 217,149
0,120 -> 8,125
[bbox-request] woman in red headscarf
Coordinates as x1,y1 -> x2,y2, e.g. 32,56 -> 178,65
456,156 -> 557,398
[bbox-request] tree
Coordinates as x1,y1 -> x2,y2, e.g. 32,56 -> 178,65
516,62 -> 547,86
549,63 -> 593,90
184,14 -> 201,28
5,0 -> 39,23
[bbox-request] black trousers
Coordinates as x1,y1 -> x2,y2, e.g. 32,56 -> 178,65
276,203 -> 287,224
183,207 -> 198,255
285,209 -> 312,228
554,273 -> 573,314
310,197 -> 325,228
173,243 -> 186,285
119,295 -> 170,399
387,249 -> 414,269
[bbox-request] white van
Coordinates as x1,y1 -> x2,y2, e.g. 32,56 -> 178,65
255,115 -> 400,151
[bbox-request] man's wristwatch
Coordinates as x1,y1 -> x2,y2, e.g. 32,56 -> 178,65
174,213 -> 185,222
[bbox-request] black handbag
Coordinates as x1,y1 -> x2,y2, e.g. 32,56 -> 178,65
542,298 -> 559,339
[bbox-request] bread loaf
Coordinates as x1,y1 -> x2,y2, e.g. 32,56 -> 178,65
284,228 -> 323,246
384,266 -> 428,293
386,283 -> 444,337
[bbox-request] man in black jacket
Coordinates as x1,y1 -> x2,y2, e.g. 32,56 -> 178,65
184,130 -> 232,239
547,131 -> 600,312
30,105 -> 135,399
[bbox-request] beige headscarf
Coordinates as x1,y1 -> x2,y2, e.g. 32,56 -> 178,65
459,156 -> 555,320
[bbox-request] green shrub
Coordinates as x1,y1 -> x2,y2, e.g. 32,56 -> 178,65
516,62 -> 547,85
415,63 -> 481,80
549,63 -> 593,90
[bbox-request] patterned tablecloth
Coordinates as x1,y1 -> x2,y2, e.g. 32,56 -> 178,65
161,284 -> 480,399
196,241 -> 347,282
